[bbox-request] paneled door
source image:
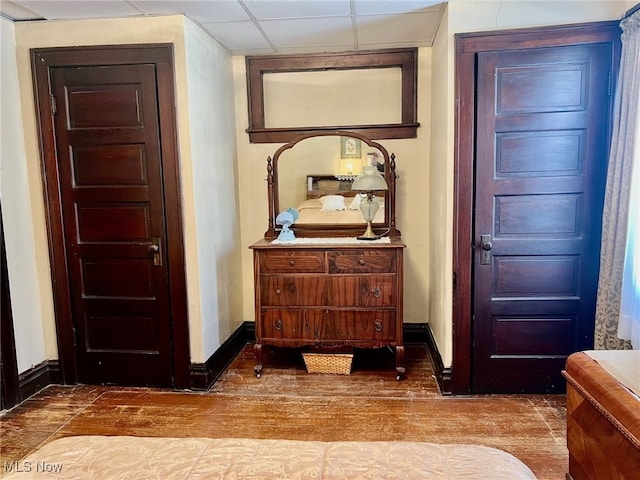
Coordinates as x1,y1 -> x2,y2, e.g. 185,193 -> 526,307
471,44 -> 613,392
33,45 -> 188,388
50,64 -> 173,386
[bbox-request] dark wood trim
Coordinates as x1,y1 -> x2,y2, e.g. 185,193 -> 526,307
1,203 -> 20,410
422,323 -> 453,395
247,124 -> 420,143
624,2 -> 640,18
30,44 -> 190,388
402,323 -> 429,344
189,322 -> 426,391
9,322 -> 429,401
18,360 -> 61,402
190,322 -> 255,391
452,21 -> 622,395
245,49 -> 419,143
155,51 -> 191,390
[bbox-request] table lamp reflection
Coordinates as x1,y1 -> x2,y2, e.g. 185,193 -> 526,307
351,165 -> 388,240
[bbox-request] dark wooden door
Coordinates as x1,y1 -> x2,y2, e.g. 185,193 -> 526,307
49,64 -> 174,386
472,44 -> 612,392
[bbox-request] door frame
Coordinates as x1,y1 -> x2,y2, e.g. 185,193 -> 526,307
452,22 -> 621,395
1,201 -> 21,409
31,44 -> 190,388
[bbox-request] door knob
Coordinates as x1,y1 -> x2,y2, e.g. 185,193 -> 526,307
148,238 -> 162,266
480,234 -> 492,265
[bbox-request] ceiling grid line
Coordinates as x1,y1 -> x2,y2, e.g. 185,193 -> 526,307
1,1 -> 448,55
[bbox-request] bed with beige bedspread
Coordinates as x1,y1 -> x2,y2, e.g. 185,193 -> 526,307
2,436 -> 537,479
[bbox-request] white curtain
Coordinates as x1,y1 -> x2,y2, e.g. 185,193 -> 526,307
617,103 -> 640,347
594,10 -> 640,350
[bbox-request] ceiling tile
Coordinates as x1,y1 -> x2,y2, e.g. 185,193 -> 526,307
356,11 -> 441,46
17,0 -> 141,19
133,0 -> 250,23
259,16 -> 354,49
354,0 -> 444,15
2,0 -> 448,53
243,0 -> 351,20
202,20 -> 271,52
276,43 -> 356,55
0,1 -> 44,20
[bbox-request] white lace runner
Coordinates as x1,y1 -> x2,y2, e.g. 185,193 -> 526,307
271,237 -> 391,245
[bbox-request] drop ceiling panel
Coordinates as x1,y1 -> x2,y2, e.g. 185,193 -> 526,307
354,0 -> 444,15
243,0 -> 351,20
17,0 -> 141,19
203,21 -> 272,52
357,11 -> 442,46
275,43 -> 358,55
1,1 -> 42,20
133,0 -> 250,23
260,16 -> 355,49
2,0 -> 448,54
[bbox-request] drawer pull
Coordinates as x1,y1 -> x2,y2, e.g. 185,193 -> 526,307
275,288 -> 281,294
275,318 -> 282,331
373,287 -> 382,298
374,320 -> 383,332
289,259 -> 295,266
359,259 -> 366,265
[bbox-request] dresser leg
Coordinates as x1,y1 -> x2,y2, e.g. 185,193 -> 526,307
395,345 -> 406,380
254,343 -> 263,378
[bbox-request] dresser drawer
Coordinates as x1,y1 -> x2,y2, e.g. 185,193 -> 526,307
328,250 -> 396,273
328,310 -> 397,342
260,276 -> 329,306
262,309 -> 397,342
259,250 -> 325,273
330,276 -> 396,307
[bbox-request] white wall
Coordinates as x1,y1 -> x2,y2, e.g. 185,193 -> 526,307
182,18 -> 243,361
0,17 -> 50,372
428,5 -> 454,366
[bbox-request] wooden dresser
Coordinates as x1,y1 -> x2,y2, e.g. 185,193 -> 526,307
250,238 -> 405,379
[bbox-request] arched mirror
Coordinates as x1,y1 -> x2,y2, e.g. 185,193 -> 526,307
264,131 -> 399,239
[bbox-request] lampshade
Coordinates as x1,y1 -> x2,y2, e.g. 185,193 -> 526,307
351,166 -> 388,240
351,165 -> 388,192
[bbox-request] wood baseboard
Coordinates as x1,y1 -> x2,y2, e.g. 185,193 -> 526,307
423,324 -> 453,395
191,322 -> 444,395
190,322 -> 439,392
15,323 -> 447,398
190,322 -> 254,391
19,360 -> 61,402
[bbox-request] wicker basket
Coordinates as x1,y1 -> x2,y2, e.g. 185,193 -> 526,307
302,353 -> 353,375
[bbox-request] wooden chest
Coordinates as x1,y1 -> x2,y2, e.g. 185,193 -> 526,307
563,351 -> 640,479
250,238 -> 405,379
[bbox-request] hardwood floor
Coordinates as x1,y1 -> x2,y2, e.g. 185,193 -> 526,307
0,344 -> 568,479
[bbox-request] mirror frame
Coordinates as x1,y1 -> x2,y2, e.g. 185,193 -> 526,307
246,48 -> 419,143
264,130 -> 400,239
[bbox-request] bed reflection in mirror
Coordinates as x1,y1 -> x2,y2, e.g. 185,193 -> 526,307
277,135 -> 386,225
